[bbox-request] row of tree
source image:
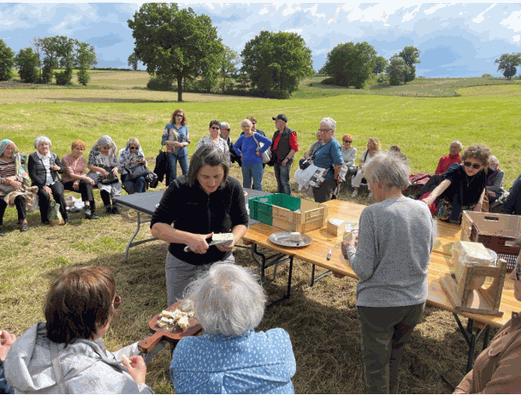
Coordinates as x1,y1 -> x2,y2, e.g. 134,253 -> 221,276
0,37 -> 97,85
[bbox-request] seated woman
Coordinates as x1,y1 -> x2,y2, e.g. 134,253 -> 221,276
351,137 -> 381,199
150,145 -> 249,306
454,246 -> 521,393
195,121 -> 230,167
118,137 -> 148,194
170,263 -> 296,394
486,155 -> 505,204
4,266 -> 162,393
28,136 -> 69,225
0,139 -> 32,235
88,136 -> 122,215
340,151 -> 434,394
61,140 -> 99,220
421,143 -> 491,224
233,119 -> 272,191
1,330 -> 16,394
341,133 -> 357,177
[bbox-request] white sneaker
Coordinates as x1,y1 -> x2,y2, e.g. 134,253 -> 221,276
368,193 -> 374,199
351,190 -> 358,197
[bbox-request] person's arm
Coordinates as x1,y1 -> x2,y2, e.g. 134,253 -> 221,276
434,157 -> 445,175
28,154 -> 45,187
232,135 -> 243,157
257,133 -> 272,153
502,184 -> 519,214
421,179 -> 451,207
216,182 -> 249,251
52,155 -> 65,174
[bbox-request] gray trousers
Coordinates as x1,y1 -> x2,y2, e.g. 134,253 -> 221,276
357,303 -> 425,394
165,251 -> 235,306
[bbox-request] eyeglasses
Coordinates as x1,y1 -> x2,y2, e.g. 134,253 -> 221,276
211,126 -> 220,130
463,161 -> 481,170
113,295 -> 122,309
129,146 -> 139,150
318,129 -> 331,133
175,114 -> 184,118
225,128 -> 231,131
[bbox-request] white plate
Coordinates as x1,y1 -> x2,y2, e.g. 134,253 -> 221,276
269,232 -> 313,248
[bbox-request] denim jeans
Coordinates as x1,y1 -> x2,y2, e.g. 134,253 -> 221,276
167,152 -> 189,184
242,163 -> 264,191
274,162 -> 292,195
133,176 -> 146,193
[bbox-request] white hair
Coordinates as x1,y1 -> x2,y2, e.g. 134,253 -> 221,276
320,117 -> 336,131
220,122 -> 230,130
364,151 -> 410,190
240,119 -> 253,128
184,263 -> 266,337
489,155 -> 499,166
34,136 -> 52,149
452,140 -> 463,150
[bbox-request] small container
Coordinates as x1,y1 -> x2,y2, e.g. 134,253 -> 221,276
344,228 -> 359,242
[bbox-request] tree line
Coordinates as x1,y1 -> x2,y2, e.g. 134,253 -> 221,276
0,36 -> 96,86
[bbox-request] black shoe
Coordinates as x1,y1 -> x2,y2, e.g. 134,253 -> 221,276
89,213 -> 100,220
63,217 -> 71,225
83,206 -> 92,218
20,222 -> 29,232
105,206 -> 112,214
111,205 -> 119,215
42,220 -> 50,225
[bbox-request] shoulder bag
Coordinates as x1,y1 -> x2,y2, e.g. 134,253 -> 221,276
252,134 -> 271,164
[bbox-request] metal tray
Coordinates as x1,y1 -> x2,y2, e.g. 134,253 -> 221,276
269,232 -> 313,248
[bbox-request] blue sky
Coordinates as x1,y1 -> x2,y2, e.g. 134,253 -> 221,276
1,2 -> 521,78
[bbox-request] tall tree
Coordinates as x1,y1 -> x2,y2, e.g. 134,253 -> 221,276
386,56 -> 410,86
15,47 -> 39,83
220,45 -> 239,93
128,52 -> 139,71
398,46 -> 421,83
373,56 -> 387,75
76,42 -> 97,86
495,53 -> 521,80
241,30 -> 313,99
322,41 -> 377,89
128,3 -> 223,102
0,39 -> 15,82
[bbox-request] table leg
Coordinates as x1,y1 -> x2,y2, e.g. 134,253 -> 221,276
310,264 -> 332,287
124,211 -> 157,262
452,314 -> 490,373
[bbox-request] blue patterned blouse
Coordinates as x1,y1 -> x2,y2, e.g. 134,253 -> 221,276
170,328 -> 296,394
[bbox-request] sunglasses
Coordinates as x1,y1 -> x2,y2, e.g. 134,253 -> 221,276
129,146 -> 139,150
225,128 -> 231,131
113,294 -> 122,309
343,140 -> 352,143
175,114 -> 184,117
211,126 -> 220,130
463,161 -> 481,170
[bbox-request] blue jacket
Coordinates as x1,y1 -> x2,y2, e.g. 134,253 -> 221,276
233,133 -> 272,166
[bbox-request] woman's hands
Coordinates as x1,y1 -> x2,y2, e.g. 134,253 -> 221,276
121,355 -> 147,384
85,176 -> 95,186
187,233 -> 214,254
99,168 -> 109,177
73,180 -> 80,190
43,185 -> 52,195
0,329 -> 17,361
50,164 -> 60,171
5,176 -> 21,190
112,167 -> 118,176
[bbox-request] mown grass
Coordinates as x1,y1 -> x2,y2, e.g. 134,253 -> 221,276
0,76 -> 518,393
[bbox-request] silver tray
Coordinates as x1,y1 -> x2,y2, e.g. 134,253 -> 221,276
269,232 -> 313,248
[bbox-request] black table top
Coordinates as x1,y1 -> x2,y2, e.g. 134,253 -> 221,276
113,188 -> 269,224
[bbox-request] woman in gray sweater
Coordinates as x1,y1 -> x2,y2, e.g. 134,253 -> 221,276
341,151 -> 435,394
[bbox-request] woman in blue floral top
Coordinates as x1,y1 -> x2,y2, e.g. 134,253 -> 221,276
162,109 -> 190,184
170,263 -> 296,394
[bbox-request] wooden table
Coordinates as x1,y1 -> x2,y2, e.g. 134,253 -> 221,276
243,199 -> 521,372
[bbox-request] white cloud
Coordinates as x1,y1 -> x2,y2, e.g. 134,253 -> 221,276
303,4 -> 326,21
281,3 -> 301,17
472,4 -> 496,24
514,35 -> 520,42
401,5 -> 420,22
337,4 -> 404,25
259,5 -> 269,16
424,4 -> 449,16
283,28 -> 303,35
500,10 -> 521,32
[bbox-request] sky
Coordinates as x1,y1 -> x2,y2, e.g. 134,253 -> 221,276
1,2 -> 521,78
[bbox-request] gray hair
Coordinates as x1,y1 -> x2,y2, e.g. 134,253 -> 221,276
364,151 -> 410,190
187,145 -> 229,188
452,140 -> 463,150
320,117 -> 336,131
489,155 -> 499,166
34,136 -> 52,149
240,119 -> 253,128
220,122 -> 230,130
184,263 -> 267,337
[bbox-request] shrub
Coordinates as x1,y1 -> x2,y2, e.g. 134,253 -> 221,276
146,77 -> 173,91
77,69 -> 90,86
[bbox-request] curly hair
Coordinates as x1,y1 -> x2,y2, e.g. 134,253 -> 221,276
461,143 -> 491,166
367,137 -> 382,152
342,134 -> 353,142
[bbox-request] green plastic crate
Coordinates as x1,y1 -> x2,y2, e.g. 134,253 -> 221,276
249,194 -> 301,226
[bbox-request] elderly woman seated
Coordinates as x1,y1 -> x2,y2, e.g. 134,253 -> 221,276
341,151 -> 434,393
118,137 -> 148,194
422,143 -> 491,224
486,155 -> 505,204
170,263 -> 296,394
4,266 -> 162,393
28,136 -> 69,225
0,139 -> 33,235
351,137 -> 382,199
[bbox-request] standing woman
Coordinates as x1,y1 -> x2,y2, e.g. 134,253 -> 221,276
233,119 -> 272,191
162,109 -> 190,184
28,136 -> 69,225
421,143 -> 491,224
351,137 -> 382,199
195,120 -> 230,166
87,136 -> 122,215
61,140 -> 99,220
340,151 -> 434,394
0,139 -> 31,234
150,145 -> 249,306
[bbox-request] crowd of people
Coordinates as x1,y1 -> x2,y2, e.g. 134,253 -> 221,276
2,111 -> 521,394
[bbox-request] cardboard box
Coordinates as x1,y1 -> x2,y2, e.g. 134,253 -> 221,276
461,211 -> 521,256
249,194 -> 328,233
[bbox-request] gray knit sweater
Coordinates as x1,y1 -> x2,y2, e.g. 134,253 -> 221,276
347,197 -> 434,307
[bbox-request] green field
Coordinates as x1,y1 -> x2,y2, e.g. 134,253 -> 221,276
1,73 -> 520,394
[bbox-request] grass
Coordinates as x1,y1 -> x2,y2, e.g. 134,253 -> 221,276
0,73 -> 519,393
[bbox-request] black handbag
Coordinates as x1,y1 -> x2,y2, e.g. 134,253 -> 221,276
125,163 -> 150,181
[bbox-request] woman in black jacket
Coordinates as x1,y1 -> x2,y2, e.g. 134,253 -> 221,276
28,136 -> 69,225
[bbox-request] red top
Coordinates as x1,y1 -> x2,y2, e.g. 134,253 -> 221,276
435,153 -> 461,175
272,129 -> 299,161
